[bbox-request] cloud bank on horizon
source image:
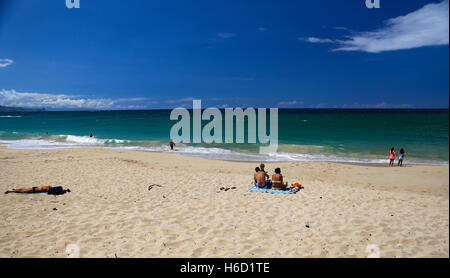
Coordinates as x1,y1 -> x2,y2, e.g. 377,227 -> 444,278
303,0 -> 449,53
1,89 -> 416,110
0,89 -> 154,110
0,89 -> 221,110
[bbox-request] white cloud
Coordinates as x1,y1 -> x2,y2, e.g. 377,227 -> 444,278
217,33 -> 236,39
278,100 -> 304,107
341,102 -> 413,108
0,58 -> 14,68
303,0 -> 449,53
0,89 -> 154,110
301,37 -> 336,43
166,97 -> 194,104
334,27 -> 349,31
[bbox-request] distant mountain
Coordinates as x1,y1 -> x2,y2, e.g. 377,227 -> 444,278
0,105 -> 45,112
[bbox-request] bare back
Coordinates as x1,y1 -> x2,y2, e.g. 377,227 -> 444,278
254,171 -> 266,187
271,173 -> 286,189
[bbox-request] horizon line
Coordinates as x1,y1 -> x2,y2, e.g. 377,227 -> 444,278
2,107 -> 449,112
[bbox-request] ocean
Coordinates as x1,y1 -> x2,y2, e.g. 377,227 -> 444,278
0,109 -> 448,165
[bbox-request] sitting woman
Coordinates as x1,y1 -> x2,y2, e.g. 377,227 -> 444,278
5,186 -> 70,195
271,168 -> 288,190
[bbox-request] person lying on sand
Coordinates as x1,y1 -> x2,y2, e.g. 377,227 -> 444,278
272,168 -> 288,190
254,168 -> 270,189
5,186 -> 71,195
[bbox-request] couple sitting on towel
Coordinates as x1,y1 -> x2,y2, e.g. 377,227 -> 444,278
254,163 -> 288,190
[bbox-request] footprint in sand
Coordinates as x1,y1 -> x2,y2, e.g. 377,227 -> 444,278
197,227 -> 209,234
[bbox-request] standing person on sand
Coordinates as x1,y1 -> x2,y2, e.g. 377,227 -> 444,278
169,139 -> 175,151
389,147 -> 395,167
398,148 -> 406,167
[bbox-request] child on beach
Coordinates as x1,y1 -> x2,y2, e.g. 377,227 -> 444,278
398,148 -> 406,167
389,147 -> 395,167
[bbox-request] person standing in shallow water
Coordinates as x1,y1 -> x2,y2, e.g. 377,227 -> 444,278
169,139 -> 175,150
398,148 -> 406,167
389,147 -> 395,167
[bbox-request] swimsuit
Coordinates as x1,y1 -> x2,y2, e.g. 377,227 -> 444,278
255,180 -> 272,189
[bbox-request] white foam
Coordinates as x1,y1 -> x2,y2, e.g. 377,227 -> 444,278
61,135 -> 128,145
1,138 -> 447,166
112,145 -> 448,165
0,139 -> 78,149
0,115 -> 22,118
0,134 -> 129,149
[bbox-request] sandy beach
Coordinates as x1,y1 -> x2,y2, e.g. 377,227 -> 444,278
0,145 -> 448,258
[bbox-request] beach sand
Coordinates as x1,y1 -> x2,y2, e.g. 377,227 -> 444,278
0,145 -> 448,258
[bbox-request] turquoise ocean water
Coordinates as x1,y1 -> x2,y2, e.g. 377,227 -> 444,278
0,109 -> 448,165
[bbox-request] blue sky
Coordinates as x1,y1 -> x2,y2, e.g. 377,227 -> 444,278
0,0 -> 448,109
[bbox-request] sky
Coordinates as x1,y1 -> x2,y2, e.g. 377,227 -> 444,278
0,0 -> 448,110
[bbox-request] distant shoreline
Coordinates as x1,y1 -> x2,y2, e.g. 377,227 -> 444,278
1,143 -> 447,167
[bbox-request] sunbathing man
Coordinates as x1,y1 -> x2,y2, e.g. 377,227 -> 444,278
254,168 -> 269,189
254,167 -> 261,183
5,186 -> 70,195
272,168 -> 288,190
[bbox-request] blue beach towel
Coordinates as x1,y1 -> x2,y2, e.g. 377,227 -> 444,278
248,183 -> 297,194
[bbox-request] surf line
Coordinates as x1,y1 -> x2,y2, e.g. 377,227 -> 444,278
169,99 -> 278,154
